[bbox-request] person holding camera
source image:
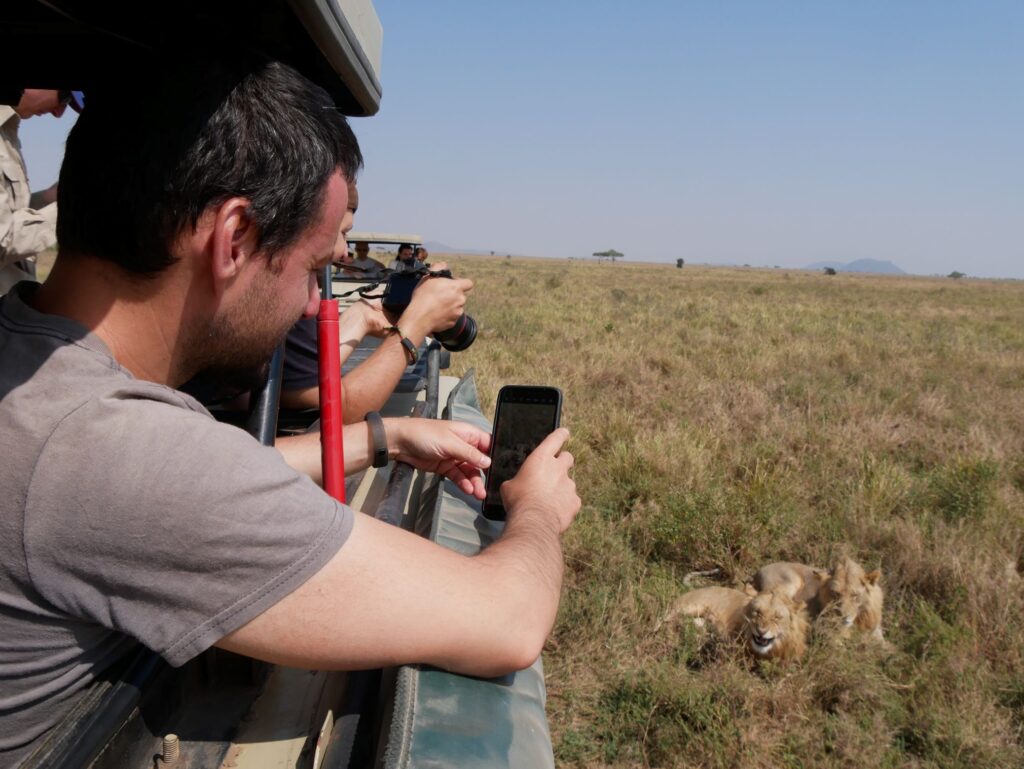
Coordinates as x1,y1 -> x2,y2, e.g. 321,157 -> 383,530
0,59 -> 580,763
279,199 -> 472,416
387,242 -> 418,272
349,240 -> 384,276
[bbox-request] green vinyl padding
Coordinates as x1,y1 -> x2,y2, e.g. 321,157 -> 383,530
380,369 -> 555,769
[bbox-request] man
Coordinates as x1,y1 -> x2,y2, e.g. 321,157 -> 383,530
0,59 -> 580,763
349,240 -> 385,276
0,89 -> 68,294
388,242 -> 418,272
280,184 -> 472,415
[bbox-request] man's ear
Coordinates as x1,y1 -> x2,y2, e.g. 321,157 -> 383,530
209,197 -> 259,287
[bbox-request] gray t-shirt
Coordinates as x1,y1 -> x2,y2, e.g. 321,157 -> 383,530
0,283 -> 354,763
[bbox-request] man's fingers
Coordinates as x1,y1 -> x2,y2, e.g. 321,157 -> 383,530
451,423 -> 492,455
556,450 -> 575,470
533,427 -> 570,458
444,432 -> 491,470
442,461 -> 486,499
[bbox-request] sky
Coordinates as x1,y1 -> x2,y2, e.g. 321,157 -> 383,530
19,1 -> 1024,277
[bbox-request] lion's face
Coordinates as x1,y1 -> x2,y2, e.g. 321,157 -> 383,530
742,589 -> 808,660
824,557 -> 883,632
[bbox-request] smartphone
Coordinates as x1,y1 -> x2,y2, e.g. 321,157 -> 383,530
483,385 -> 563,521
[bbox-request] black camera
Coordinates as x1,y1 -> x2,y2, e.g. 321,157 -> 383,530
380,267 -> 477,352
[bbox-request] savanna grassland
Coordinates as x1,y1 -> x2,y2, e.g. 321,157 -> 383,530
443,255 -> 1024,769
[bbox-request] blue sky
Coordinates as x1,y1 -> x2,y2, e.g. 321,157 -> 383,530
19,1 -> 1024,277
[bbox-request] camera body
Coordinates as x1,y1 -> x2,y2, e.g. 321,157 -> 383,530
381,267 -> 477,352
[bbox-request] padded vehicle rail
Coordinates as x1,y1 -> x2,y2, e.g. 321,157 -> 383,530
374,369 -> 556,769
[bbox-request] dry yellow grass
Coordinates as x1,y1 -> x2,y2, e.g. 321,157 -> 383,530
442,255 -> 1024,768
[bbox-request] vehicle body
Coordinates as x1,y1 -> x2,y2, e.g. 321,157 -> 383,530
6,2 -> 555,767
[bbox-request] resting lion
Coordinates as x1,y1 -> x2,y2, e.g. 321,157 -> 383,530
663,586 -> 810,662
752,557 -> 884,640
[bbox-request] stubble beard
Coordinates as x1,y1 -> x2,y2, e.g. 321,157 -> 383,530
183,271 -> 301,391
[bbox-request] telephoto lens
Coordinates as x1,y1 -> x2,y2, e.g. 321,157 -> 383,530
434,313 -> 477,351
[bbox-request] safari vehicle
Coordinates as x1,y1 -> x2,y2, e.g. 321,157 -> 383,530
4,2 -> 555,767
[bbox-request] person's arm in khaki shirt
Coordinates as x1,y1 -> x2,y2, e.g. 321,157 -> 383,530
0,182 -> 57,268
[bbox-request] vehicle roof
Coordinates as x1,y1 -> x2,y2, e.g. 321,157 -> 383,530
1,0 -> 382,116
348,232 -> 423,245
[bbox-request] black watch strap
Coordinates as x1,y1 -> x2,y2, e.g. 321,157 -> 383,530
365,411 -> 389,468
385,325 -> 419,365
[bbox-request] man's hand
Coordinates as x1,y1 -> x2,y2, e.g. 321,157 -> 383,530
400,269 -> 472,337
386,418 -> 492,499
340,297 -> 390,339
500,428 -> 580,534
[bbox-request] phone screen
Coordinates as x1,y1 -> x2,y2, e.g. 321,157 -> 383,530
483,386 -> 562,520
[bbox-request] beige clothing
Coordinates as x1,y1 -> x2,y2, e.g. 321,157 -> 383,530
0,106 -> 58,294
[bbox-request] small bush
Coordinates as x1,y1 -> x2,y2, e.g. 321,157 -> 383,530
928,456 -> 999,522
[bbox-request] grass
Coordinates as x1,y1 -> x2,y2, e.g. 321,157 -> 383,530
442,256 -> 1024,768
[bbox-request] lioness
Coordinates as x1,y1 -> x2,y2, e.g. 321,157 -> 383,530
824,557 -> 884,640
663,586 -> 751,637
753,557 -> 884,640
751,562 -> 830,615
664,586 -> 810,661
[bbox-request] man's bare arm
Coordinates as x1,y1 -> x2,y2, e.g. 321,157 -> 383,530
278,300 -> 381,410
218,429 -> 578,677
275,417 -> 491,499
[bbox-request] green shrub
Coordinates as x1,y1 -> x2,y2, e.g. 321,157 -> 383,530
928,457 -> 999,522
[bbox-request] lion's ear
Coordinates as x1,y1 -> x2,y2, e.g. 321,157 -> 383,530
743,583 -> 758,597
813,568 -> 830,583
864,569 -> 881,585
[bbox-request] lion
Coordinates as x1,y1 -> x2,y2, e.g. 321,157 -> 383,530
662,586 -> 751,637
752,557 -> 884,641
751,562 -> 831,615
662,586 -> 810,662
823,557 -> 884,641
742,588 -> 810,661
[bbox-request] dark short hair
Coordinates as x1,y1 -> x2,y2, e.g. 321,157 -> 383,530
57,58 -> 363,275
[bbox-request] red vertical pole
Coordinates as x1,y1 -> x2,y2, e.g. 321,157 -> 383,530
318,297 -> 345,502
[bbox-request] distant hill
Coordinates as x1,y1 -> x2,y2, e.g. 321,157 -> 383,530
805,259 -> 906,275
424,241 -> 505,255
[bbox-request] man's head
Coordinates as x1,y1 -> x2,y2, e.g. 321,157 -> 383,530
54,58 -> 363,383
354,242 -> 370,260
14,89 -> 67,119
398,244 -> 414,263
58,58 -> 362,278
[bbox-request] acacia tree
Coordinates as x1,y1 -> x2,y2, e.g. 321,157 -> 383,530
592,249 -> 625,264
